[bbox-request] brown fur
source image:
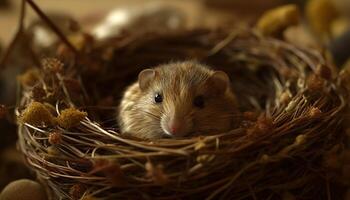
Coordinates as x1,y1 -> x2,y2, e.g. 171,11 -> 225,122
117,61 -> 239,139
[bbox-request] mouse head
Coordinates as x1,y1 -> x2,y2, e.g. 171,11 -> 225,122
138,62 -> 238,138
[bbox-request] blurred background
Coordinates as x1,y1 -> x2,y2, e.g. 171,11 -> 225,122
0,0 -> 301,45
1,0 -> 350,193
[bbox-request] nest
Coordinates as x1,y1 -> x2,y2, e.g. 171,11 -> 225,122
16,28 -> 349,200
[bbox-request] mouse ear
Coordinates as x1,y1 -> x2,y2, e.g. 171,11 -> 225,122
138,69 -> 156,91
206,71 -> 230,95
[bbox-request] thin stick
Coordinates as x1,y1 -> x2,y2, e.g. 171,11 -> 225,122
25,0 -> 79,55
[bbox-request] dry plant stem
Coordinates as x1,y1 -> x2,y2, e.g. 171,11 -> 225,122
25,0 -> 78,55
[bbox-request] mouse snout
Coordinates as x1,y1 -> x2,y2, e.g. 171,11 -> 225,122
161,113 -> 192,137
168,118 -> 184,135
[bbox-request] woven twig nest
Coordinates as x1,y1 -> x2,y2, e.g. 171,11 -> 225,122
16,28 -> 348,200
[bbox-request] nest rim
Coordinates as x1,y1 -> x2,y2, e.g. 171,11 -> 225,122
16,28 -> 348,200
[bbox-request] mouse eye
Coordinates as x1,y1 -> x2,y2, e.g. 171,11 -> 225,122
154,93 -> 163,103
193,95 -> 205,108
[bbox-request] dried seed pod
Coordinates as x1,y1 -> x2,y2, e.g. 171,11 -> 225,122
295,134 -> 306,145
306,0 -> 339,40
256,4 -> 300,37
246,115 -> 274,136
19,102 -> 56,126
56,107 -> 87,129
42,58 -> 64,74
309,107 -> 322,117
307,74 -> 325,91
48,131 -> 62,145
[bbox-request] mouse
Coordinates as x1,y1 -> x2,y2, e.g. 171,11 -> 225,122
117,61 -> 239,139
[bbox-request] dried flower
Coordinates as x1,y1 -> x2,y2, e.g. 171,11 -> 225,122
56,107 -> 87,129
42,58 -> 64,74
48,131 -> 63,145
308,107 -> 322,117
19,102 -> 56,126
256,4 -> 300,36
306,0 -> 339,38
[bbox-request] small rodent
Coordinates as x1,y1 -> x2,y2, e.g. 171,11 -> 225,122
117,61 -> 239,139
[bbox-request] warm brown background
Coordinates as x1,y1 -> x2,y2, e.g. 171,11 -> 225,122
0,0 -> 209,44
0,0 -> 288,46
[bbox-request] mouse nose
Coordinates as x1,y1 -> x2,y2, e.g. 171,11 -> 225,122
167,119 -> 183,136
